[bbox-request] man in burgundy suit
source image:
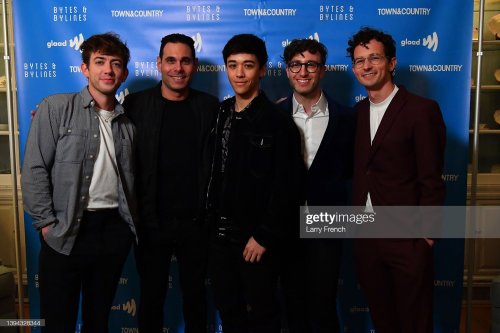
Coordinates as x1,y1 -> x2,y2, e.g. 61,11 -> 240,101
346,27 -> 446,333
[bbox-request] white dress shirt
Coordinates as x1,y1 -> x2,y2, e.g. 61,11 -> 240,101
292,92 -> 329,169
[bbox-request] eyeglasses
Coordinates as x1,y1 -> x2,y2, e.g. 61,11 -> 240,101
287,61 -> 322,73
352,54 -> 389,68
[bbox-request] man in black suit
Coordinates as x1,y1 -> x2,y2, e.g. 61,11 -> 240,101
277,38 -> 356,333
123,33 -> 219,333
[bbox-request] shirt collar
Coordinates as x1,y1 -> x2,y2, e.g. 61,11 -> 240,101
231,90 -> 265,122
80,86 -> 124,115
292,91 -> 328,117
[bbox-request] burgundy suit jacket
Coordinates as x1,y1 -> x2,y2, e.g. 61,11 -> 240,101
352,86 -> 446,207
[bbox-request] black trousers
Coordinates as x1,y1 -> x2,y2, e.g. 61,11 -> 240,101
39,209 -> 133,333
209,239 -> 281,333
135,218 -> 208,333
280,239 -> 343,333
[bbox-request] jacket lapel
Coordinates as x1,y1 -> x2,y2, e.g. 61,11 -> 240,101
310,97 -> 336,171
368,87 -> 407,162
356,98 -> 371,158
285,93 -> 336,171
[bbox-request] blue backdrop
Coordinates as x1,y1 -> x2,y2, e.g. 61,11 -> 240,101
13,1 -> 472,332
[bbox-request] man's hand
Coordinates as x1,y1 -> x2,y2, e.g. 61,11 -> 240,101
243,237 -> 266,263
424,238 -> 434,247
41,225 -> 52,239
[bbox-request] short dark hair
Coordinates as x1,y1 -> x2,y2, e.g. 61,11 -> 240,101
282,39 -> 328,65
80,32 -> 130,67
159,33 -> 196,59
346,27 -> 396,61
222,34 -> 268,68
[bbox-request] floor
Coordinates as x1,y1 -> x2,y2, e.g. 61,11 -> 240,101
460,303 -> 491,333
17,301 -> 492,333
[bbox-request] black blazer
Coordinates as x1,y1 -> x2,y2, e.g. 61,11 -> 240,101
123,82 -> 219,230
277,92 -> 356,207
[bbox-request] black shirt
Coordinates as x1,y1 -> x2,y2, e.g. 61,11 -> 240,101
157,98 -> 199,220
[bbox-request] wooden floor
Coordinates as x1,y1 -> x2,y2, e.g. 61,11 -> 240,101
460,303 -> 492,333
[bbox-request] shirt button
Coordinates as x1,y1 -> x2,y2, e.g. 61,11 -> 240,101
89,155 -> 94,159
85,175 -> 90,180
94,116 -> 98,120
81,196 -> 86,200
67,129 -> 72,133
77,218 -> 81,222
94,134 -> 98,138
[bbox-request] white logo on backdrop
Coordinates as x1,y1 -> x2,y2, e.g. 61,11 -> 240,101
422,32 -> 439,52
69,33 -> 84,51
309,32 -> 320,42
186,5 -> 221,21
401,32 -> 439,52
282,32 -> 319,47
116,88 -> 130,104
192,32 -> 202,53
46,33 -> 84,52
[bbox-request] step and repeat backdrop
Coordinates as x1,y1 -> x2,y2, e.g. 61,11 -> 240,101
13,1 -> 473,332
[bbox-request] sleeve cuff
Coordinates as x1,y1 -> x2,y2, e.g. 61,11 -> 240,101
33,218 -> 57,230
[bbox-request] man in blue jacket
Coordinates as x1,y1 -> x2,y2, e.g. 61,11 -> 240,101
277,38 -> 355,333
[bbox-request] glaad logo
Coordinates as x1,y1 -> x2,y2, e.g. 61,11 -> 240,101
111,298 -> 136,316
192,33 -> 202,53
308,32 -> 320,42
422,32 -> 438,52
69,33 -> 84,51
46,33 -> 84,52
116,88 -> 130,104
401,32 -> 438,52
282,32 -> 319,47
122,299 -> 137,316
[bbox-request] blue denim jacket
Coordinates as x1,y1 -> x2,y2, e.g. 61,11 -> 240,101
22,87 -> 137,255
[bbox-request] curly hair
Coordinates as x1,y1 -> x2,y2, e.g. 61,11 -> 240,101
282,38 -> 328,65
346,27 -> 396,61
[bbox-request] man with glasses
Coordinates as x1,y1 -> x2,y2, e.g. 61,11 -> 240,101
277,38 -> 355,333
346,27 -> 446,333
123,33 -> 219,332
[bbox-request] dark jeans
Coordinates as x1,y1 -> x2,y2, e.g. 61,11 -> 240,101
209,239 -> 280,333
280,239 -> 343,333
39,209 -> 133,333
135,218 -> 208,333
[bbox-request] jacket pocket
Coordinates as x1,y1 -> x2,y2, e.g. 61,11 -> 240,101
248,134 -> 273,178
55,126 -> 87,163
118,138 -> 134,173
